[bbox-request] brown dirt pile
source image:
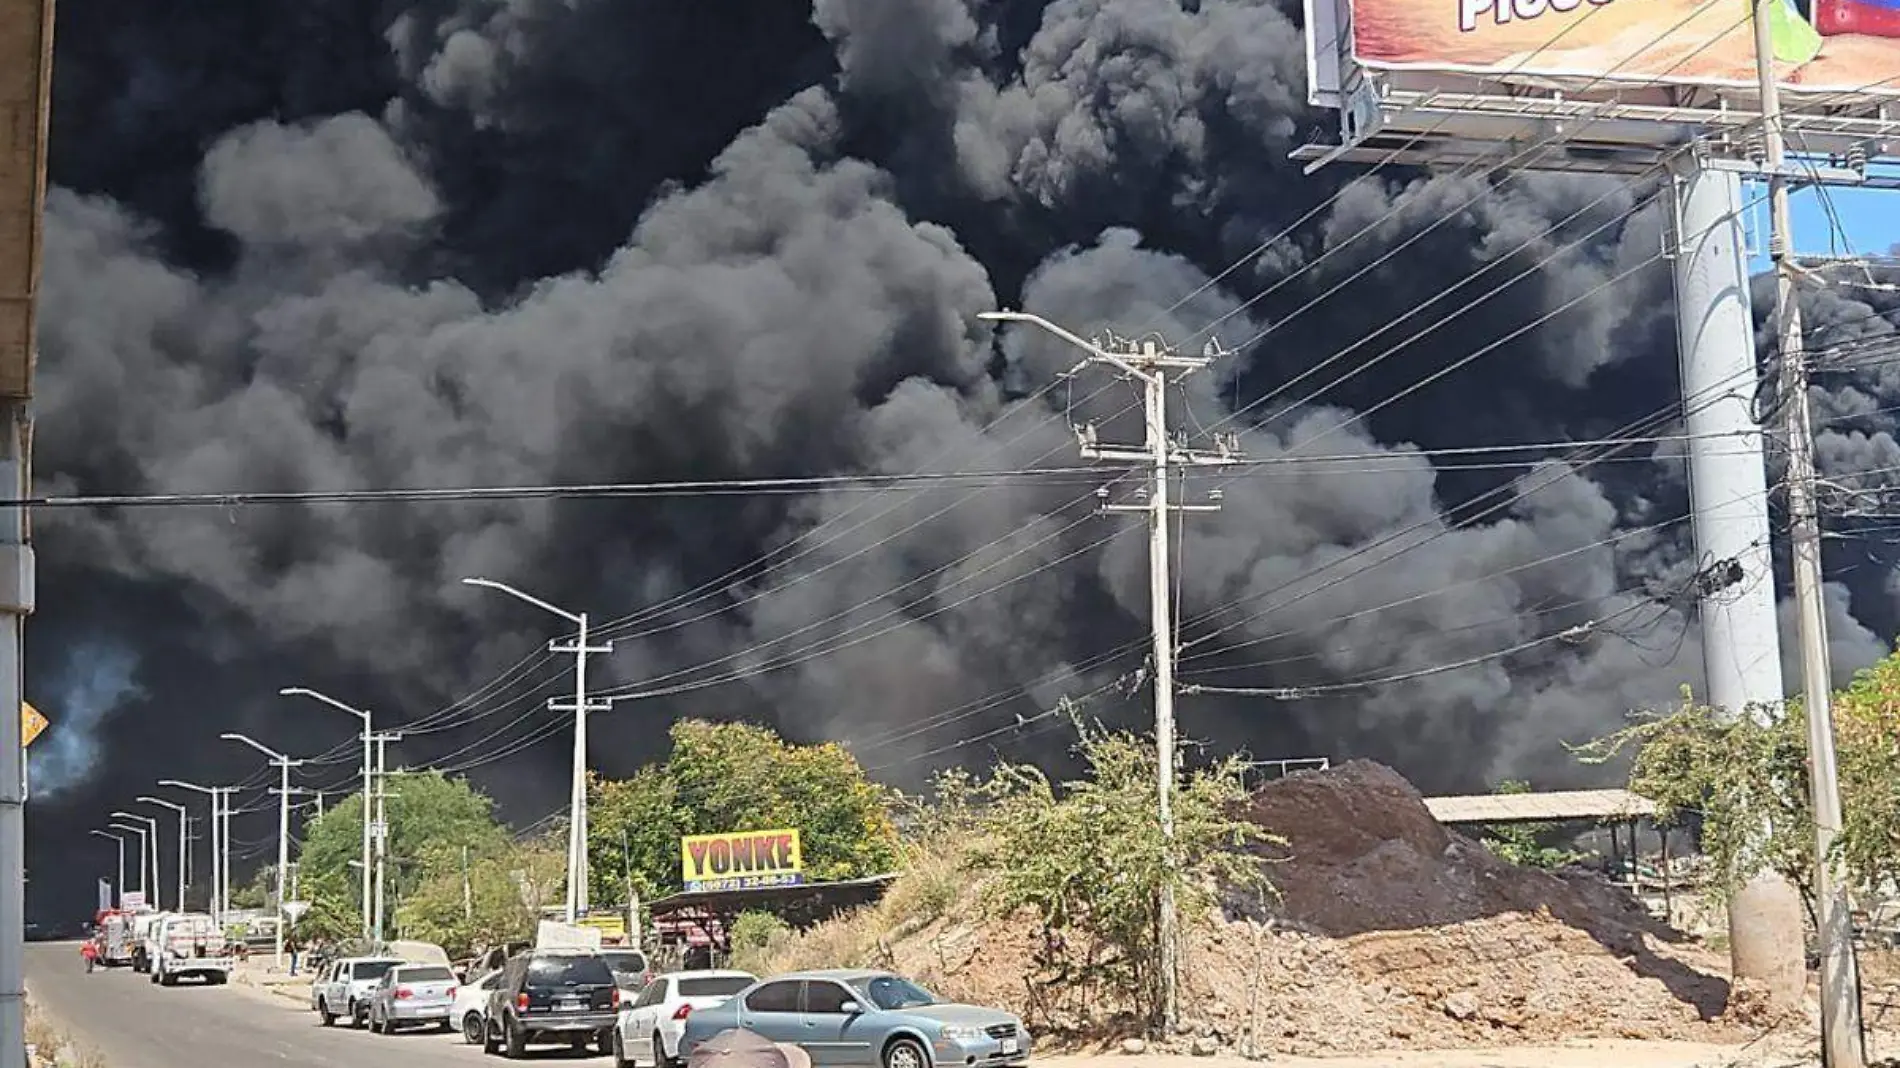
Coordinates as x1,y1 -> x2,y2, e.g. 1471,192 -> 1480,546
793,760 -> 1759,1053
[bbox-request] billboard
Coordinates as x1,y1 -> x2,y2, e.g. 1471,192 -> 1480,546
1313,0 -> 1900,99
680,828 -> 804,893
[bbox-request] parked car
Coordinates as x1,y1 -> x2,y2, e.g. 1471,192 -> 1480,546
482,948 -> 621,1058
456,969 -> 503,1044
679,970 -> 1031,1068
367,962 -> 459,1034
310,955 -> 404,1027
599,947 -> 654,992
614,970 -> 756,1068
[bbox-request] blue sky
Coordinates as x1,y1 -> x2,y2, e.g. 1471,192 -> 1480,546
1747,182 -> 1900,269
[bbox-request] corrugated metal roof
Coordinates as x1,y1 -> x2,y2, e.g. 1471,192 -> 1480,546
1423,788 -> 1657,825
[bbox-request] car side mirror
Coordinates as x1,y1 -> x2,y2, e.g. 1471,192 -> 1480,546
839,1001 -> 861,1015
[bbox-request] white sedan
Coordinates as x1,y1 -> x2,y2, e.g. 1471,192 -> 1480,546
614,970 -> 756,1068
454,968 -> 503,1044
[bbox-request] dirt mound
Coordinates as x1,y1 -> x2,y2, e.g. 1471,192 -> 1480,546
1235,760 -> 1651,947
766,759 -> 1755,1054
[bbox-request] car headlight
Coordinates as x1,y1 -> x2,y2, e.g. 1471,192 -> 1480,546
939,1026 -> 988,1042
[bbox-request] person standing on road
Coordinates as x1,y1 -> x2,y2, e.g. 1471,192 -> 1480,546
285,932 -> 301,976
80,941 -> 98,974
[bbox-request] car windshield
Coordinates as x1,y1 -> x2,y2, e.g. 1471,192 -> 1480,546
855,976 -> 939,1011
400,966 -> 454,982
352,961 -> 397,981
528,955 -> 614,986
679,976 -> 752,998
599,951 -> 647,975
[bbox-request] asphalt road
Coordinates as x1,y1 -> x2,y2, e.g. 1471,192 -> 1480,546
24,942 -> 604,1067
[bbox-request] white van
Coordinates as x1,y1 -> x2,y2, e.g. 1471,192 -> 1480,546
150,912 -> 233,986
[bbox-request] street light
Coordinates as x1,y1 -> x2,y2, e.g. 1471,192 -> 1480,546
106,822 -> 149,901
136,796 -> 187,913
222,733 -> 303,971
110,811 -> 161,910
159,781 -> 230,924
279,687 -> 373,940
461,576 -> 611,923
88,830 -> 126,908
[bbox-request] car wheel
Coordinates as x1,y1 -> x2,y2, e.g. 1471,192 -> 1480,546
613,1031 -> 629,1068
504,1020 -> 527,1059
463,1013 -> 485,1045
655,1031 -> 673,1068
319,1000 -> 336,1027
349,1002 -> 363,1029
483,1019 -> 501,1056
883,1037 -> 930,1068
597,1029 -> 614,1056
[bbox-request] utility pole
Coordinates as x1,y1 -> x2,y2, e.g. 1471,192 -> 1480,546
369,731 -> 402,942
979,310 -> 1240,1034
222,734 -> 303,971
462,578 -> 613,923
462,845 -> 472,922
279,687 -> 374,940
1749,5 -> 1865,1062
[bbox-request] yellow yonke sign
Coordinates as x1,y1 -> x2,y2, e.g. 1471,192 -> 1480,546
21,703 -> 45,748
680,828 -> 804,892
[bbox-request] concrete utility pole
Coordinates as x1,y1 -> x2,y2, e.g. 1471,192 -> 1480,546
111,811 -> 161,909
88,831 -> 126,908
279,687 -> 374,939
223,734 -> 303,971
979,310 -> 1241,1033
136,796 -> 188,915
462,577 -> 612,922
218,788 -> 232,924
1669,149 -> 1810,1009
370,731 -> 402,941
108,822 -> 148,898
1750,4 -> 1865,1061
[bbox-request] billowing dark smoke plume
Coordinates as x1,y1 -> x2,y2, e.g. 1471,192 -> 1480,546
26,0 -> 1900,916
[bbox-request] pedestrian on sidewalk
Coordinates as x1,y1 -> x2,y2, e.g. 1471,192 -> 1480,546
286,932 -> 302,976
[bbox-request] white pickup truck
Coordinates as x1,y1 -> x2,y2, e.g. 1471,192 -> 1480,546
149,912 -> 234,986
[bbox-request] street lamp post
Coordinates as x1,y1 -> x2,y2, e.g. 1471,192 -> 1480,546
158,781 -> 229,923
106,822 -> 148,901
88,830 -> 126,908
222,734 -> 304,971
136,796 -> 188,912
462,577 -> 612,923
279,687 -> 374,940
110,812 -> 161,910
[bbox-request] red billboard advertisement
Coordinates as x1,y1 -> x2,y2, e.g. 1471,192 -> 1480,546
1343,0 -> 1900,97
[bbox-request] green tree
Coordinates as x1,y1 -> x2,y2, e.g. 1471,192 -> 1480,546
1581,657 -> 1900,903
398,837 -> 565,955
295,773 -> 513,934
965,724 -> 1275,1032
587,720 -> 900,904
1479,779 -> 1587,869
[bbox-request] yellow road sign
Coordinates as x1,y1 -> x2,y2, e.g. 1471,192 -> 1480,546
22,702 -> 46,748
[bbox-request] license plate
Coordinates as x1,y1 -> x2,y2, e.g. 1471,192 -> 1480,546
1001,1039 -> 1019,1056
557,1000 -> 584,1012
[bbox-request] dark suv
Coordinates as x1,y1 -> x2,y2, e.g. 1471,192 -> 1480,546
482,949 -> 621,1058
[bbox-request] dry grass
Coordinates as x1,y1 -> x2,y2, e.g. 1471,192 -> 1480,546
733,833 -> 979,976
26,997 -> 106,1067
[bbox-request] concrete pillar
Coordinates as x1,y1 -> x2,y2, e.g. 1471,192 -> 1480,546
1671,156 -> 1806,1008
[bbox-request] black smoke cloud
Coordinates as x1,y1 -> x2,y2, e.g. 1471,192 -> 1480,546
25,0 -> 1899,918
